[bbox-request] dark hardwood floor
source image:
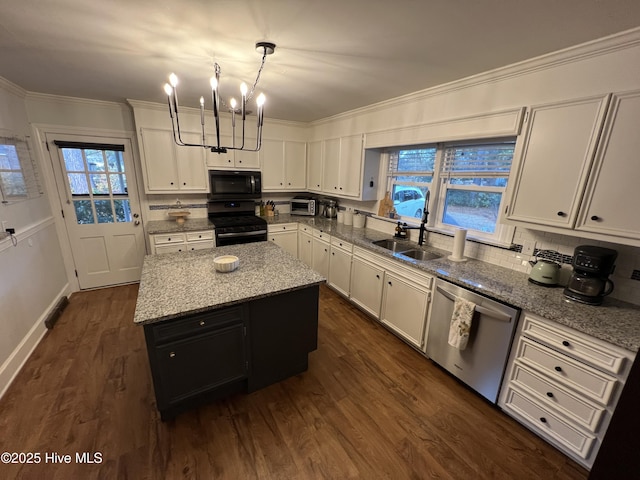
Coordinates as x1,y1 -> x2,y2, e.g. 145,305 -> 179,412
0,284 -> 588,479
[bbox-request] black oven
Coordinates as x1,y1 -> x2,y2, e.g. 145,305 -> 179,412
208,170 -> 261,200
208,200 -> 267,246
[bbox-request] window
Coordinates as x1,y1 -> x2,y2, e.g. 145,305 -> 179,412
0,134 -> 42,202
386,139 -> 516,245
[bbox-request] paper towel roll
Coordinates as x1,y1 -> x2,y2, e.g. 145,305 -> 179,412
448,228 -> 468,262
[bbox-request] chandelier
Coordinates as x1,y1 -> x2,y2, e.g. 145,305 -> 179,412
163,41 -> 276,154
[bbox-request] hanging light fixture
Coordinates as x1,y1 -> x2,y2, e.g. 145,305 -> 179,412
163,41 -> 276,154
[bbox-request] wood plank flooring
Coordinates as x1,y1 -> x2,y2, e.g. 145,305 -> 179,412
0,284 -> 588,479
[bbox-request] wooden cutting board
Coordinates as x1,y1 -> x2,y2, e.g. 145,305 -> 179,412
378,191 -> 394,217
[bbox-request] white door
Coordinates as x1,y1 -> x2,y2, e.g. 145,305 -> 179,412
47,134 -> 145,289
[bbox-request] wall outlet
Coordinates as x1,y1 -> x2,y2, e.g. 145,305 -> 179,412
522,240 -> 536,256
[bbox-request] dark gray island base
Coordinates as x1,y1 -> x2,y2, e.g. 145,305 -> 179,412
134,242 -> 325,421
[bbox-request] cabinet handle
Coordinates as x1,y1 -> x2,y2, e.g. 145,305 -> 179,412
590,215 -> 600,221
332,252 -> 335,256
557,211 -> 565,217
169,352 -> 176,358
199,320 -> 205,326
539,417 -> 547,424
133,213 -> 139,218
376,274 -> 380,279
546,392 -> 554,398
167,238 -> 171,241
228,159 -> 231,163
170,182 -> 174,185
554,366 -> 563,372
183,182 -> 186,186
562,340 -> 570,347
388,281 -> 392,286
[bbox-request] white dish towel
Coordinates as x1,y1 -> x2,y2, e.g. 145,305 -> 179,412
448,297 -> 476,350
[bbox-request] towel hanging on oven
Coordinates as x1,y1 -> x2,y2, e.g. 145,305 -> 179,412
448,297 -> 476,350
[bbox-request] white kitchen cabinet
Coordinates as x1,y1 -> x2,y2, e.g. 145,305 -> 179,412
504,90 -> 640,246
298,227 -> 313,267
307,141 -> 323,193
349,250 -> 385,319
311,229 -> 331,278
268,223 -> 298,257
150,230 -> 215,255
205,134 -> 259,169
328,238 -> 353,297
380,270 -> 431,350
139,128 -> 208,193
499,312 -> 633,469
261,140 -> 306,191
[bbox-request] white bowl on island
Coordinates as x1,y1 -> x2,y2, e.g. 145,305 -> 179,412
213,255 -> 239,273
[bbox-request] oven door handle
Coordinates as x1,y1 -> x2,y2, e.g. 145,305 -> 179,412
250,176 -> 256,194
217,230 -> 267,238
436,286 -> 513,323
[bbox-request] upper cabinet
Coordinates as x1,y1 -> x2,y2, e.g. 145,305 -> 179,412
261,139 -> 307,191
310,134 -> 380,201
205,135 -> 260,170
503,90 -> 640,246
138,128 -> 208,193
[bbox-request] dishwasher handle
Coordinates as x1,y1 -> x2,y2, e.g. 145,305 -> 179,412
436,285 -> 513,323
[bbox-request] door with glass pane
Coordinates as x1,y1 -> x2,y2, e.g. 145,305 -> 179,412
47,134 -> 144,289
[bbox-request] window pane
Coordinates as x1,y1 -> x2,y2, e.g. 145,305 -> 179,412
73,200 -> 94,224
397,149 -> 436,171
392,185 -> 428,219
109,174 -> 127,194
114,199 -> 132,222
0,172 -> 27,196
448,177 -> 508,187
0,145 -> 20,169
63,148 -> 85,171
86,150 -> 105,171
94,200 -> 114,223
106,151 -> 125,172
67,173 -> 89,195
90,174 -> 109,194
442,190 -> 502,233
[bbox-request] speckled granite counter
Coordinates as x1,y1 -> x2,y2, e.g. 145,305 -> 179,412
134,241 -> 325,324
270,214 -> 640,352
146,218 -> 215,235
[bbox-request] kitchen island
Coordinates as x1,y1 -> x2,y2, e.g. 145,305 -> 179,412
134,241 -> 325,420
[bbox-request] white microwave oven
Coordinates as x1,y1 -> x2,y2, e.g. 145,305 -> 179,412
290,196 -> 318,216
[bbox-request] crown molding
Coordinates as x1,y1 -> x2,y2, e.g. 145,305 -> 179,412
311,26 -> 640,127
0,76 -> 27,99
25,92 -> 130,111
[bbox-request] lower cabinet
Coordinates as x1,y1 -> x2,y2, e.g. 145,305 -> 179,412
268,223 -> 298,257
499,312 -> 633,469
311,229 -> 331,278
328,238 -> 353,297
150,230 -> 215,254
350,253 -> 384,319
298,229 -> 313,266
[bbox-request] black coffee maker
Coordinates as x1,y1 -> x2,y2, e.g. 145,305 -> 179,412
563,245 -> 617,305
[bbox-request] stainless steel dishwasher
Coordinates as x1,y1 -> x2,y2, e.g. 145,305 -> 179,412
426,278 -> 520,404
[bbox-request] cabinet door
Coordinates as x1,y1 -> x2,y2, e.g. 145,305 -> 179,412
140,128 -> 179,192
269,230 -> 298,257
506,96 -> 610,228
312,238 -> 331,278
261,139 -> 285,190
381,271 -> 429,349
339,134 -> 363,197
206,134 -> 235,168
322,138 -> 341,194
298,231 -> 313,266
284,141 -> 307,190
155,323 -> 247,406
329,247 -> 352,297
234,138 -> 260,169
307,141 -> 323,192
349,256 -> 384,319
576,90 -> 640,239
175,132 -> 207,191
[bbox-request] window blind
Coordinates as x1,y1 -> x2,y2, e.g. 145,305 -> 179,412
388,148 -> 437,174
441,142 -> 515,175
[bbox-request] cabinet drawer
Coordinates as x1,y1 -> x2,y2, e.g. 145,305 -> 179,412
521,315 -> 627,375
516,338 -> 617,404
186,231 -> 214,242
503,386 -> 596,460
186,241 -> 214,251
149,306 -> 244,343
312,229 -> 331,242
298,224 -> 313,234
155,244 -> 185,254
154,233 -> 186,245
330,237 -> 353,252
268,223 -> 298,232
511,362 -> 605,431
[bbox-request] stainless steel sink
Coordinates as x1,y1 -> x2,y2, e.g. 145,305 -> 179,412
396,249 -> 442,261
371,239 -> 411,252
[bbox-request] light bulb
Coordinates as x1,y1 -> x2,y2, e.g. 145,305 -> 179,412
230,98 -> 237,109
169,73 -> 178,87
240,83 -> 248,96
256,93 -> 266,107
163,84 -> 173,96
199,96 -> 205,106
210,77 -> 218,90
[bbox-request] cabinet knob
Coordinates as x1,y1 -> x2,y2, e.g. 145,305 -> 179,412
169,352 -> 176,358
133,213 -> 139,218
167,238 -> 171,241
134,220 -> 140,226
280,182 -> 283,185
199,320 -> 205,326
539,417 -> 547,424
228,159 -> 231,163
388,281 -> 392,286
562,340 -> 570,347
332,252 -> 335,256
183,182 -> 186,186
590,215 -> 600,221
554,366 -> 563,372
556,211 -> 565,217
546,392 -> 554,398
170,182 -> 174,185
376,274 -> 380,279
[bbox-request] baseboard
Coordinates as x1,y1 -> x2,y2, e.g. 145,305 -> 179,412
0,283 -> 70,400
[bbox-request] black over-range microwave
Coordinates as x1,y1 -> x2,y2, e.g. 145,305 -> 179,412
208,170 -> 262,200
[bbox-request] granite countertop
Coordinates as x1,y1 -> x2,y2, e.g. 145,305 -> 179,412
134,241 -> 325,325
146,218 -> 215,235
271,214 -> 640,353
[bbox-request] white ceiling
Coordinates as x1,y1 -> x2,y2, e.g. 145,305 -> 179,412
1,0 -> 640,123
